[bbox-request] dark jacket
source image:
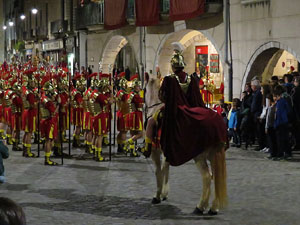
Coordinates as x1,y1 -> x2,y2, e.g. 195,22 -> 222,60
291,86 -> 300,121
274,98 -> 290,128
0,141 -> 9,176
251,89 -> 263,118
284,83 -> 294,95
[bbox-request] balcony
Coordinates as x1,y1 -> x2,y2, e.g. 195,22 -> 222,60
75,0 -> 223,33
75,1 -> 104,31
51,20 -> 68,34
241,0 -> 270,5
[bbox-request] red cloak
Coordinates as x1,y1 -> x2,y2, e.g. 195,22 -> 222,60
160,74 -> 227,166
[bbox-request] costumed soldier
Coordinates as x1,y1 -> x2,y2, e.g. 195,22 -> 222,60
11,79 -> 23,151
124,74 -> 144,157
40,76 -> 59,166
143,43 -> 227,167
52,71 -> 69,156
83,72 -> 97,154
71,73 -> 85,148
3,76 -> 13,145
102,74 -> 113,147
90,73 -> 111,161
0,74 -> 6,139
21,70 -> 38,157
115,72 -> 129,153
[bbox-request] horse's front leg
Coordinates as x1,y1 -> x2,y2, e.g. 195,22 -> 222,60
151,147 -> 163,204
161,155 -> 170,201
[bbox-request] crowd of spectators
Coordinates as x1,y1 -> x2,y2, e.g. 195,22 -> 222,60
220,72 -> 300,160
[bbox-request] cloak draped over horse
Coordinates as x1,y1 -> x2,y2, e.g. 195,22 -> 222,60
159,72 -> 227,166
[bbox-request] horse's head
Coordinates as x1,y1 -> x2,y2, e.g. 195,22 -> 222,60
145,75 -> 163,118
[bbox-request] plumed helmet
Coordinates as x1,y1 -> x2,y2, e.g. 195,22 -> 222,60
130,74 -> 141,88
170,42 -> 186,69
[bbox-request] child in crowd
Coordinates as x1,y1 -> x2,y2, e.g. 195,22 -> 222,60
273,85 -> 292,160
228,100 -> 241,147
265,94 -> 277,159
0,139 -> 9,183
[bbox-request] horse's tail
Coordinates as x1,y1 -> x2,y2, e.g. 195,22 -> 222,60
212,145 -> 228,209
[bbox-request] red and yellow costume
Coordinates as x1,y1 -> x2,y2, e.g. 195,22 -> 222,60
71,88 -> 84,127
127,75 -> 144,131
11,82 -> 23,132
116,89 -> 129,131
41,93 -> 58,140
91,90 -> 109,136
22,86 -> 38,133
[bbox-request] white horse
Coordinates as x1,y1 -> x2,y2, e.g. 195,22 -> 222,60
144,74 -> 227,215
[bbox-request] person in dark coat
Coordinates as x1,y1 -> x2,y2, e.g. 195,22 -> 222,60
291,76 -> 300,149
250,78 -> 263,150
0,140 -> 9,183
283,74 -> 294,95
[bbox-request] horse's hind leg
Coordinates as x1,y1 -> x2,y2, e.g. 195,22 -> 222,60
151,148 -> 163,204
161,156 -> 170,200
193,153 -> 212,213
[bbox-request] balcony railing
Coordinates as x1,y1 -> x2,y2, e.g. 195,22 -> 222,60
51,20 -> 68,34
76,1 -> 104,30
75,0 -> 223,30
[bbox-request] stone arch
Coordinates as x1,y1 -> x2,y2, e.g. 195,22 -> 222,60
241,41 -> 300,93
154,29 -> 225,77
100,33 -> 138,74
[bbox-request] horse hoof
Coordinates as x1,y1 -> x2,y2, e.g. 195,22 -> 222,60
192,207 -> 204,215
207,209 -> 218,216
151,197 -> 161,204
162,197 -> 168,201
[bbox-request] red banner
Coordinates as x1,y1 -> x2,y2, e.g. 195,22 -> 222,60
104,0 -> 128,30
170,0 -> 205,21
135,0 -> 160,26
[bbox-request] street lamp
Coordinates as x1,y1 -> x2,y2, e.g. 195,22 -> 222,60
3,25 -> 7,30
20,14 -> 26,20
31,8 -> 38,14
9,21 -> 14,27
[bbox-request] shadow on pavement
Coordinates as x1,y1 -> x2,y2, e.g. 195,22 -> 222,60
21,188 -> 220,221
0,183 -> 30,191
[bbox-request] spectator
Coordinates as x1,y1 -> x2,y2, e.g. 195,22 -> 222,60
227,98 -> 241,147
0,197 -> 26,225
250,77 -> 263,151
291,76 -> 300,149
278,78 -> 284,85
258,84 -> 271,152
192,67 -> 202,87
240,83 -> 253,149
265,94 -> 277,159
0,140 -> 9,184
273,85 -> 292,160
125,66 -> 131,81
283,74 -> 294,94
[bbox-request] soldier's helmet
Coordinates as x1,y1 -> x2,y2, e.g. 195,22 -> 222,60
130,74 -> 141,88
99,73 -> 111,92
118,72 -> 128,90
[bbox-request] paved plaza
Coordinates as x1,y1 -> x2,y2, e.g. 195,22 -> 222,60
1,144 -> 300,225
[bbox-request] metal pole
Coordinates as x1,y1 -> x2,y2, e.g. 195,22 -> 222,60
68,72 -> 71,156
37,73 -> 40,157
224,0 -> 233,101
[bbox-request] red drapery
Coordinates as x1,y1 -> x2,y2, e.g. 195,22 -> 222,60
104,0 -> 128,30
170,0 -> 205,21
135,0 -> 160,26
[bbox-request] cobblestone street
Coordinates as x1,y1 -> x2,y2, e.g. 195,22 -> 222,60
1,145 -> 300,225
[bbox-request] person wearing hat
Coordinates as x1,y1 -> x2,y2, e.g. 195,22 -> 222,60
124,74 -> 144,157
10,79 -> 23,152
21,69 -> 38,158
115,72 -> 129,153
71,73 -> 85,148
40,75 -> 59,166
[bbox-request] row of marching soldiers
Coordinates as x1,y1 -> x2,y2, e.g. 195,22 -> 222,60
0,64 -> 144,166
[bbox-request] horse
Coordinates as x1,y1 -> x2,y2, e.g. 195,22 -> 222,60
144,74 -> 228,215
